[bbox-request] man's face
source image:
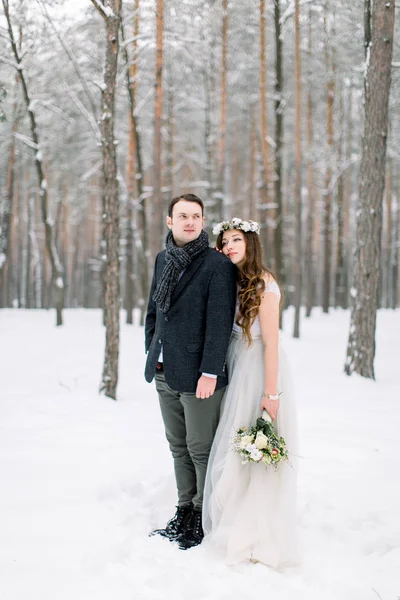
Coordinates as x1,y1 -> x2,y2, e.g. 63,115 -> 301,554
166,200 -> 205,247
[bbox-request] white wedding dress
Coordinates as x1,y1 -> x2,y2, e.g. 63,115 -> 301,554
203,281 -> 298,568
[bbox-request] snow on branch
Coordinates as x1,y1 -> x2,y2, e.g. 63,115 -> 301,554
0,55 -> 19,69
90,0 -> 116,19
14,132 -> 39,150
80,160 -> 102,182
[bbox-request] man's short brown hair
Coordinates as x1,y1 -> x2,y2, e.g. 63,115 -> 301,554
168,193 -> 204,218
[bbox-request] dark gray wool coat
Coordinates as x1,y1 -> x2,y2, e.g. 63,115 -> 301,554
145,246 -> 237,393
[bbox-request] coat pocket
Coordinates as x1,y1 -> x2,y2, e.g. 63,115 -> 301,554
186,341 -> 203,354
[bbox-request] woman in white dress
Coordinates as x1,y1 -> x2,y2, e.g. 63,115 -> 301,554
203,218 -> 298,569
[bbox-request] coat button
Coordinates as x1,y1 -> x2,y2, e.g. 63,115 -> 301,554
165,316 -> 169,321
158,339 -> 162,344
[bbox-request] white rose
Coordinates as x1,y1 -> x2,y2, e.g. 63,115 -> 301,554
245,442 -> 257,453
231,217 -> 241,226
255,431 -> 269,450
212,224 -> 222,235
250,449 -> 263,462
241,220 -> 250,232
249,221 -> 259,233
239,435 -> 254,449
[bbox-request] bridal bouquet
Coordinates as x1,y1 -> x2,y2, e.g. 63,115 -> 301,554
232,410 -> 288,468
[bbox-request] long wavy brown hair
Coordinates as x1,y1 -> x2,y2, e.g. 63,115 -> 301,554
216,229 -> 280,345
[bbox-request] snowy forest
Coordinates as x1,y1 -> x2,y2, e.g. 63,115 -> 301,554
0,0 -> 399,395
1,3 -> 399,597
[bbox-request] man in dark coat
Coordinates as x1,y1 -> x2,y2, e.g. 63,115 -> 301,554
145,193 -> 236,549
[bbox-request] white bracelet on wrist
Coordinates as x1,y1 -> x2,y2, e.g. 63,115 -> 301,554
262,392 -> 281,400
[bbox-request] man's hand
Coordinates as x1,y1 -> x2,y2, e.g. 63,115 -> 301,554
196,375 -> 217,399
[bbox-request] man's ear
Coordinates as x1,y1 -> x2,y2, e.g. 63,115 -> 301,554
166,216 -> 172,229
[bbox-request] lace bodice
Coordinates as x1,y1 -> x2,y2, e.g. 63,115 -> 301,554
232,280 -> 281,335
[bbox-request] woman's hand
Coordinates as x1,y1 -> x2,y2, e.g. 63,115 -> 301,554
260,396 -> 279,421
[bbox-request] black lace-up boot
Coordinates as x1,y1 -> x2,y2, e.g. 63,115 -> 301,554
150,503 -> 193,540
177,508 -> 204,550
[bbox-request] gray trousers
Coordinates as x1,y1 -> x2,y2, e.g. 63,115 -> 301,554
155,372 -> 225,510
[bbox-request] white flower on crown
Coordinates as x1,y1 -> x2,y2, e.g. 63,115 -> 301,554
212,217 -> 260,236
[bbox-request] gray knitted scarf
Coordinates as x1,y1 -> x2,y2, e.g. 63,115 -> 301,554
152,229 -> 209,313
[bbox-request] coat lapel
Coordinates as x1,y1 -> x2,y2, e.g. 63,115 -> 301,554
170,251 -> 207,304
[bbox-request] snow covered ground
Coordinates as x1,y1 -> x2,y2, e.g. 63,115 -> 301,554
0,308 -> 399,600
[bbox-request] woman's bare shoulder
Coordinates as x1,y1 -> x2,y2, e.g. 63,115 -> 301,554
262,272 -> 277,285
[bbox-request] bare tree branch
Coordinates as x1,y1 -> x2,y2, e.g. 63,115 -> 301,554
37,0 -> 99,120
0,55 -> 19,69
281,0 -> 317,25
90,0 -> 116,20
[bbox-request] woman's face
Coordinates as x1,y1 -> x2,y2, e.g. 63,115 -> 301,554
221,229 -> 246,269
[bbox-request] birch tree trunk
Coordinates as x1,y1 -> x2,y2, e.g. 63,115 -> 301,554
2,0 -> 65,325
91,0 -> 121,400
345,0 -> 395,379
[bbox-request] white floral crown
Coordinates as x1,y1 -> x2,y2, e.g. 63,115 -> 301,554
212,217 -> 260,236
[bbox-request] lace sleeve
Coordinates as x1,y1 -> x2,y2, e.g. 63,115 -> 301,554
264,280 -> 281,301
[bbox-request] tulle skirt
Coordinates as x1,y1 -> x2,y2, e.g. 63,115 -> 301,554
203,331 -> 299,568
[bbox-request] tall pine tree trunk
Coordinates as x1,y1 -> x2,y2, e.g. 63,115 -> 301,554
259,0 -> 270,262
152,0 -> 164,258
392,175 -> 399,309
335,88 -> 346,308
0,99 -> 18,304
274,0 -> 284,290
384,154 -> 393,307
292,0 -> 302,338
123,3 -> 139,325
217,0 -> 228,220
345,0 -> 395,378
245,111 -> 256,222
322,5 -> 335,314
342,81 -> 353,310
121,0 -> 148,325
305,8 -> 314,318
